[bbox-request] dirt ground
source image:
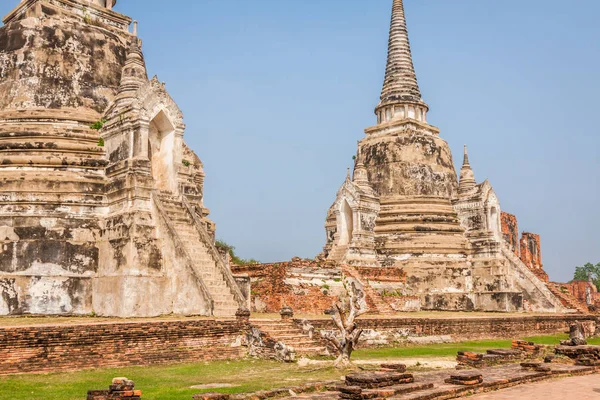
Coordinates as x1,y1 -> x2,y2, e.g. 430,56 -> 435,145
470,374 -> 600,400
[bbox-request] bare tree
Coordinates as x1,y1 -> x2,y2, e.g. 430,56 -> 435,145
323,280 -> 369,368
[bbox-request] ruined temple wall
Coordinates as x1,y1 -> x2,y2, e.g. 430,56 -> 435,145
519,232 -> 548,282
561,280 -> 600,307
520,232 -> 542,270
232,261 -> 342,314
501,212 -> 519,256
306,315 -> 598,345
2,315 -> 596,375
0,319 -> 248,375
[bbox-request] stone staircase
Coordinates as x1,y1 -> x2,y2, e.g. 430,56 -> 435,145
546,283 -> 588,314
342,265 -> 395,314
328,244 -> 348,263
250,319 -> 328,356
155,192 -> 240,317
500,246 -> 566,313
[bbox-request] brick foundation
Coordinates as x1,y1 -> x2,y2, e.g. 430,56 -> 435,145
1,315 -> 597,376
304,315 -> 598,342
0,319 -> 248,375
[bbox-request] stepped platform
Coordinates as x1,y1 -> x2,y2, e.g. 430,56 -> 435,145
250,319 -> 329,356
273,364 -> 598,400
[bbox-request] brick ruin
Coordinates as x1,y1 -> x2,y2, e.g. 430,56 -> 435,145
231,259 -> 412,314
499,212 -> 549,282
501,212 -> 519,256
1,315 -> 596,375
547,280 -> 600,313
316,0 -> 562,313
0,0 -> 243,317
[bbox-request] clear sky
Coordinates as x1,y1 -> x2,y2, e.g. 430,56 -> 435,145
2,0 -> 597,282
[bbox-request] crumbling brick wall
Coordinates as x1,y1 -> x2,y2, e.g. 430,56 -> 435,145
519,232 -> 548,282
0,320 -> 247,375
233,260 -> 339,314
563,281 -> 600,308
305,315 -> 598,343
232,260 -> 409,314
501,212 -> 519,256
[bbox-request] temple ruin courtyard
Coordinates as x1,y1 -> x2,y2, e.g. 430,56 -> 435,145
0,0 -> 598,398
0,331 -> 598,400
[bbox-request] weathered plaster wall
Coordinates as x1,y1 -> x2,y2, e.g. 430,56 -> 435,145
0,0 -> 235,317
359,123 -> 458,199
0,0 -> 130,315
0,2 -> 129,113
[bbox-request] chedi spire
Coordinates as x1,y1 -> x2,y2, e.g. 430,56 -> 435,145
459,145 -> 477,195
376,0 -> 428,124
114,37 -> 148,106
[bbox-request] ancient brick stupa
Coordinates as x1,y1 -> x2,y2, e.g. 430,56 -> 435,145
321,0 -> 564,312
0,0 -> 243,317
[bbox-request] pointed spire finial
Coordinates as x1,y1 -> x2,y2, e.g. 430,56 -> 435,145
112,37 -> 148,108
458,144 -> 476,195
377,0 -> 426,108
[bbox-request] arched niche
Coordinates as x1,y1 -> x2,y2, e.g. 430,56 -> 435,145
489,206 -> 499,239
338,199 -> 354,246
148,110 -> 177,193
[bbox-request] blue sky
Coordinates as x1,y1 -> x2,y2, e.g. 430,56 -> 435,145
2,0 -> 598,282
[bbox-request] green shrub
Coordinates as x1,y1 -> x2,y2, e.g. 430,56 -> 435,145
90,119 -> 107,130
215,239 -> 260,266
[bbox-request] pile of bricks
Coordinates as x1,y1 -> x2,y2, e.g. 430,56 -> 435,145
520,362 -> 551,372
444,372 -> 483,386
87,378 -> 141,400
336,370 -> 432,400
193,394 -> 230,400
456,348 -> 523,369
379,363 -> 407,372
512,340 -> 543,355
456,351 -> 484,368
555,345 -> 600,366
345,371 -> 415,389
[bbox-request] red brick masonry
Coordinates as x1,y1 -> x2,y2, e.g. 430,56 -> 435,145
0,319 -> 247,375
501,212 -> 519,256
1,315 -> 597,375
304,315 -> 598,341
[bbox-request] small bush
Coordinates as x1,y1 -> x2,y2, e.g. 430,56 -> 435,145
182,159 -> 191,167
97,137 -> 104,147
90,119 -> 107,130
215,239 -> 260,266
